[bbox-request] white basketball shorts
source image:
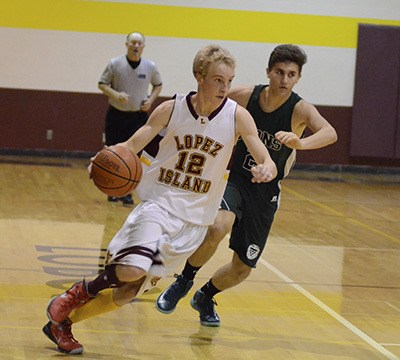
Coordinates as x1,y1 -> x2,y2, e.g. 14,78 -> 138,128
105,200 -> 207,295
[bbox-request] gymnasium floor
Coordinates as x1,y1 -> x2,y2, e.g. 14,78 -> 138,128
0,154 -> 399,359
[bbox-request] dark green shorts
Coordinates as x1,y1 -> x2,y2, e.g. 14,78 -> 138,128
221,181 -> 278,268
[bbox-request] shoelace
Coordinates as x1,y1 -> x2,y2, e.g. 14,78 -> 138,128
164,275 -> 188,300
60,286 -> 88,312
201,296 -> 218,316
59,322 -> 80,344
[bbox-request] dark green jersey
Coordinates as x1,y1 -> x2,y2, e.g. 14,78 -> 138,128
229,84 -> 302,202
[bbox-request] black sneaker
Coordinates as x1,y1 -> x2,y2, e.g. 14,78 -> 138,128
190,290 -> 220,327
156,274 -> 194,314
121,194 -> 134,205
107,196 -> 119,202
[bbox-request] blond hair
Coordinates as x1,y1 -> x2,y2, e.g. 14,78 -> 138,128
193,45 -> 236,77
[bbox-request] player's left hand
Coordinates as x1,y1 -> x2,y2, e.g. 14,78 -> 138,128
251,164 -> 276,183
275,131 -> 302,149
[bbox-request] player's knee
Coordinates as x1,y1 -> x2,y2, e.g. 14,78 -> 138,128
205,223 -> 228,246
114,281 -> 144,305
206,213 -> 234,244
115,264 -> 146,283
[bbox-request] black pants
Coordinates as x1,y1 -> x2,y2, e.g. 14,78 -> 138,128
105,106 -> 148,146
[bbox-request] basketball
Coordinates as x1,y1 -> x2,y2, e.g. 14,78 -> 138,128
91,145 -> 142,197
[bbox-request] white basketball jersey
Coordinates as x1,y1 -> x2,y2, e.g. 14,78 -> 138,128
136,92 -> 237,226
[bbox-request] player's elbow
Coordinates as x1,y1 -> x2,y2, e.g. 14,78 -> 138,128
328,126 -> 338,144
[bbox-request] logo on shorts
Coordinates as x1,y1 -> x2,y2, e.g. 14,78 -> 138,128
150,276 -> 161,287
246,244 -> 260,260
104,251 -> 112,266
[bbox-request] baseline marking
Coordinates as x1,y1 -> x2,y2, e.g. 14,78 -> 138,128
259,259 -> 398,359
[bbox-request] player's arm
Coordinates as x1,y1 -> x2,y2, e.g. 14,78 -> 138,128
275,100 -> 338,150
120,100 -> 173,153
228,85 -> 253,107
87,98 -> 172,177
235,106 -> 277,183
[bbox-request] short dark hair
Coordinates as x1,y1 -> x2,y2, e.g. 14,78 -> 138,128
268,44 -> 307,74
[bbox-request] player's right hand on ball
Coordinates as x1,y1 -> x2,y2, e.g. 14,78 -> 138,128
87,162 -> 93,178
88,146 -> 108,178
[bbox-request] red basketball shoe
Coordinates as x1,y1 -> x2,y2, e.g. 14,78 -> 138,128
47,281 -> 91,325
42,318 -> 83,354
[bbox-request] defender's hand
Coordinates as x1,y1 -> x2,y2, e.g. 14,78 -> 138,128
251,164 -> 276,183
275,131 -> 302,149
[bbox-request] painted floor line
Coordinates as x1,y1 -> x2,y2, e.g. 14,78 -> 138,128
259,258 -> 399,360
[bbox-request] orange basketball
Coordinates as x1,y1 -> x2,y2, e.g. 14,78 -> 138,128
91,145 -> 142,197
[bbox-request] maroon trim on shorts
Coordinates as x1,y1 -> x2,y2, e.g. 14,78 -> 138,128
114,245 -> 155,262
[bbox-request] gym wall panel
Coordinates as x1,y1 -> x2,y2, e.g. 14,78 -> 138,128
1,0 -> 400,105
0,27 -> 356,106
2,0 -> 399,46
351,24 -> 400,159
1,0 -> 400,167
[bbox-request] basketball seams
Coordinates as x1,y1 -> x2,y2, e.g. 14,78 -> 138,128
91,145 -> 142,197
92,159 -> 132,182
103,147 -> 133,179
104,146 -> 143,182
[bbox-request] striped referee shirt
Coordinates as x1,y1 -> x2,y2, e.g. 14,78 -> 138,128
99,55 -> 162,112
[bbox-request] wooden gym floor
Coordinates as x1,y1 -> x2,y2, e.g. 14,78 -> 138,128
0,154 -> 399,359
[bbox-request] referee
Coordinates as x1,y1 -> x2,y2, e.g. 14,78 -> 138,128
98,31 -> 162,205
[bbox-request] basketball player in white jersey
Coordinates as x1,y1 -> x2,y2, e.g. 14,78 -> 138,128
42,45 -> 277,355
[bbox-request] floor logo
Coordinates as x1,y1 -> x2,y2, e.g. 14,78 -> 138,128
246,244 -> 260,260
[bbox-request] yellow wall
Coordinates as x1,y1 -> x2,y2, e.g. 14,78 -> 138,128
2,0 -> 400,48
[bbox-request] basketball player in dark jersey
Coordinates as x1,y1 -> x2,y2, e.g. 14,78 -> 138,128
157,44 -> 338,326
